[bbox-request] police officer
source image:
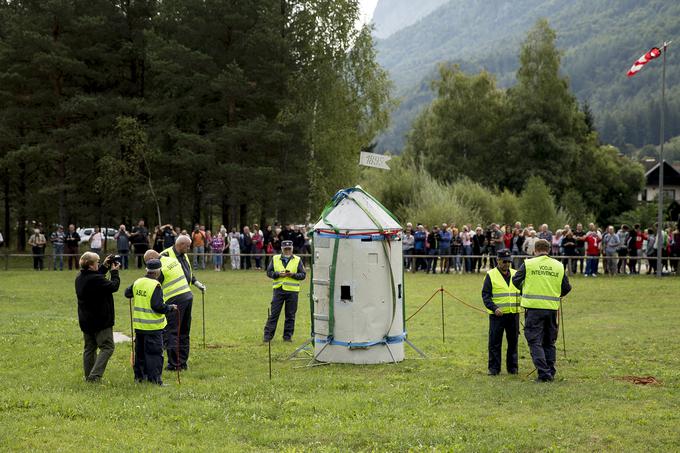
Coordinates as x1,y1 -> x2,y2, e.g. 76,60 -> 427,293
124,259 -> 177,385
481,249 -> 521,376
159,235 -> 205,371
512,239 -> 571,382
263,240 -> 306,342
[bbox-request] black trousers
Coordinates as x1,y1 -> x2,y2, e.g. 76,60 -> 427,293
263,289 -> 298,340
32,246 -> 44,270
488,313 -> 519,374
133,243 -> 148,268
164,298 -> 192,369
524,308 -> 559,380
65,245 -> 79,270
134,329 -> 164,384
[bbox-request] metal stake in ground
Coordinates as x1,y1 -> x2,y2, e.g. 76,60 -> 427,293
559,297 -> 567,359
202,291 -> 206,349
268,308 -> 272,380
128,298 -> 135,368
440,286 -> 445,343
176,311 -> 181,385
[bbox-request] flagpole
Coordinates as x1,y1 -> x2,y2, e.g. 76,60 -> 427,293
656,41 -> 668,277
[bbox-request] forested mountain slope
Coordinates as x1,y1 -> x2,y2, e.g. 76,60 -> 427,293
371,0 -> 447,39
374,0 -> 680,152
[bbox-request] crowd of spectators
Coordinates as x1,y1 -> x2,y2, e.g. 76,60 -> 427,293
401,221 -> 680,276
7,218 -> 680,276
145,222 -> 312,272
10,220 -> 313,272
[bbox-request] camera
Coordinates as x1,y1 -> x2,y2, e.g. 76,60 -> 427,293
105,254 -> 122,266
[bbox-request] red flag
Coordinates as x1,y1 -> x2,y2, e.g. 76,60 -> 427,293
627,47 -> 662,77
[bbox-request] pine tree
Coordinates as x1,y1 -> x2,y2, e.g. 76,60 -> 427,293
505,18 -> 588,194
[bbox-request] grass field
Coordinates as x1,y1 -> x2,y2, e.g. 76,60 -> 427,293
1,267 -> 678,451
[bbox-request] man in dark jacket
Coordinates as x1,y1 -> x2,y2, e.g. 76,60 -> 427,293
157,235 -> 205,371
75,252 -> 121,382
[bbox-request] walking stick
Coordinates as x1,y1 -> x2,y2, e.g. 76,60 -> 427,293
128,298 -> 135,368
440,286 -> 445,343
559,297 -> 567,359
202,291 -> 206,349
268,308 -> 272,381
176,310 -> 181,385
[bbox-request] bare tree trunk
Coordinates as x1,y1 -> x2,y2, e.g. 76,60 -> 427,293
58,156 -> 67,226
240,204 -> 248,229
193,179 -> 202,226
17,162 -> 27,251
3,173 -> 10,248
221,197 -> 229,229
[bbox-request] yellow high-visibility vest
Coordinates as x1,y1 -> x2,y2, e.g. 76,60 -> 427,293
520,255 -> 564,310
272,255 -> 301,292
160,247 -> 192,301
132,277 -> 167,330
486,267 -> 521,314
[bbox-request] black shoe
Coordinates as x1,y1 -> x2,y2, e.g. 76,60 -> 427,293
487,371 -> 499,376
508,369 -> 518,375
535,376 -> 554,382
263,337 -> 272,343
180,364 -> 188,371
165,365 -> 177,371
283,338 -> 292,342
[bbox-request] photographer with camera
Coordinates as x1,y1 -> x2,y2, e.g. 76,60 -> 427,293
191,224 -> 206,270
130,219 -> 149,269
75,252 -> 121,383
114,224 -> 130,270
161,223 -> 177,249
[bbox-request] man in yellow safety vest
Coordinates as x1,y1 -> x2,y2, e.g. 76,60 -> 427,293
263,240 -> 306,342
159,235 -> 205,371
124,259 -> 177,385
512,239 -> 572,382
481,249 -> 521,376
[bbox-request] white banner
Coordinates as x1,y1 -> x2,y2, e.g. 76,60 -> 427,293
359,151 -> 391,170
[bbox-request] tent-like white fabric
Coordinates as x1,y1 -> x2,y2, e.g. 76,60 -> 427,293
309,187 -> 405,364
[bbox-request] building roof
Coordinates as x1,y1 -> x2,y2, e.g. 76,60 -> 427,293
645,161 -> 680,186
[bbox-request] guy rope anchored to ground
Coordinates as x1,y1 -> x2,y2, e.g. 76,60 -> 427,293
406,286 -> 489,345
406,285 -> 569,378
406,286 -> 488,323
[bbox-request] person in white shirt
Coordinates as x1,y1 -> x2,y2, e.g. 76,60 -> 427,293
522,229 -> 537,256
229,231 -> 241,270
90,226 -> 103,255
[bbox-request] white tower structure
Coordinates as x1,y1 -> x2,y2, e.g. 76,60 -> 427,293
309,187 -> 405,364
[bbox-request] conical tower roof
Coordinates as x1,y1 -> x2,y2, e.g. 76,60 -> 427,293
312,186 -> 401,233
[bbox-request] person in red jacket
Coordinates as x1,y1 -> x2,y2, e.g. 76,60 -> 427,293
632,224 -> 646,274
584,228 -> 601,277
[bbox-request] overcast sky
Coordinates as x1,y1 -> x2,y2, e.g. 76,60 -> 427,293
358,0 -> 378,26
